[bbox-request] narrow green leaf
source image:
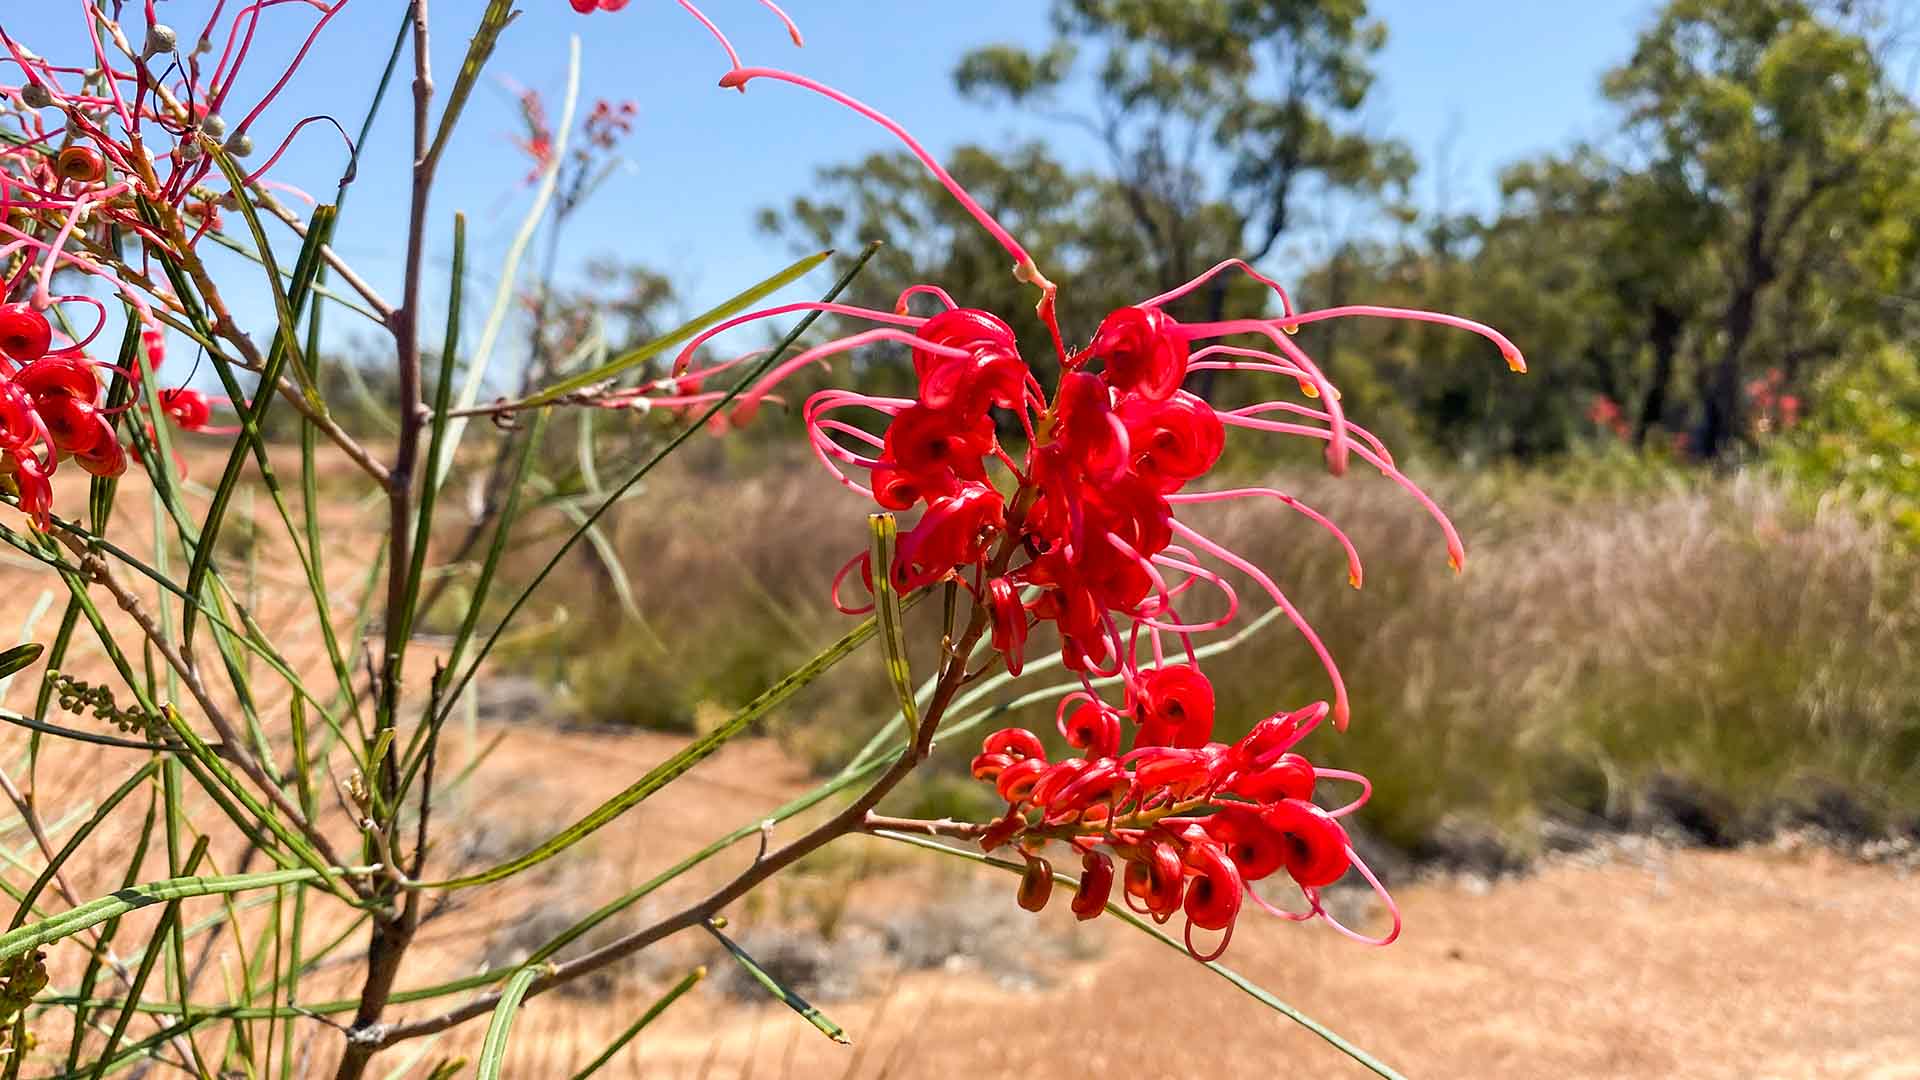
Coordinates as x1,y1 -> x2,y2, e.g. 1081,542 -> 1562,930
85,836 -> 207,1080
519,248 -> 833,407
567,966 -> 704,1079
64,790 -> 157,1075
0,710 -> 165,751
395,410 -> 550,798
425,0 -> 519,175
55,1009 -> 232,1080
474,965 -> 542,1080
208,146 -> 320,399
0,645 -> 40,682
150,706 -> 342,891
867,514 -> 916,728
703,921 -> 848,1044
178,202 -> 339,647
397,211 -> 468,655
0,864 -> 376,963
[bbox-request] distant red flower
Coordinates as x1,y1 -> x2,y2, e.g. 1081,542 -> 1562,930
1588,394 -> 1629,440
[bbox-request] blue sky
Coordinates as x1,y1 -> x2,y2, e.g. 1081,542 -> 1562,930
8,1 -> 1662,357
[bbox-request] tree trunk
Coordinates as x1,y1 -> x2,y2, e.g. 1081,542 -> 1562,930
1698,287 -> 1758,460
1632,302 -> 1682,449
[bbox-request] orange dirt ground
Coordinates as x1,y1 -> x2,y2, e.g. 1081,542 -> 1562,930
401,727 -> 1920,1080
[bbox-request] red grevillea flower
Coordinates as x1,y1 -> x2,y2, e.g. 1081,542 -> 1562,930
964,700 -> 1395,959
0,306 -> 240,526
670,69 -> 1525,958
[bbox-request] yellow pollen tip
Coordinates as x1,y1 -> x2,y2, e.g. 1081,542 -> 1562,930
1447,552 -> 1464,574
1281,322 -> 1300,336
1299,381 -> 1320,399
1348,571 -> 1362,590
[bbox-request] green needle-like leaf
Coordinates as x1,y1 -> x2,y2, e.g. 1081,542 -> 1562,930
566,966 -> 704,1079
704,921 -> 848,1044
518,248 -> 832,407
0,864 -> 378,963
868,514 -> 917,727
474,965 -> 542,1080
0,645 -> 40,682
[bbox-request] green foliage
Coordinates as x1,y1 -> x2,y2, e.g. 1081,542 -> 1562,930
1771,345 -> 1920,543
1340,0 -> 1920,460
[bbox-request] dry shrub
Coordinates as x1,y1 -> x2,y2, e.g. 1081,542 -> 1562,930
1182,465 -> 1919,848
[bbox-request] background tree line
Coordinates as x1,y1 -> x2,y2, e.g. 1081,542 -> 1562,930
750,0 -> 1920,509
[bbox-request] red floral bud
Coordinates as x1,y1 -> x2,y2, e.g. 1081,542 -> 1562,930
6,454 -> 53,530
0,305 -> 54,363
1046,759 -> 1129,818
35,395 -> 107,455
55,145 -> 106,184
994,756 -> 1049,804
1202,806 -> 1286,882
75,427 -> 128,478
1131,664 -> 1215,748
1128,746 -> 1212,803
869,464 -> 925,510
1228,751 -> 1316,804
882,404 -> 994,479
0,384 -> 41,450
969,751 -> 1013,781
138,327 -> 165,379
1118,390 -> 1224,492
15,353 -> 99,400
1181,839 -> 1244,931
983,727 -> 1046,761
1091,306 -> 1188,402
1071,851 -> 1115,920
987,577 -> 1028,676
1144,840 -> 1186,920
1058,701 -> 1121,758
1264,798 -> 1352,888
158,387 -> 215,430
1026,758 -> 1090,809
1017,854 -> 1054,912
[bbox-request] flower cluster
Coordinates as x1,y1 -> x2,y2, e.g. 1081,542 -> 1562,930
3,4 -> 350,291
511,89 -> 641,185
2,4 -> 352,526
970,696 -> 1388,959
0,303 -> 225,529
1746,367 -> 1801,435
671,67 -> 1527,957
